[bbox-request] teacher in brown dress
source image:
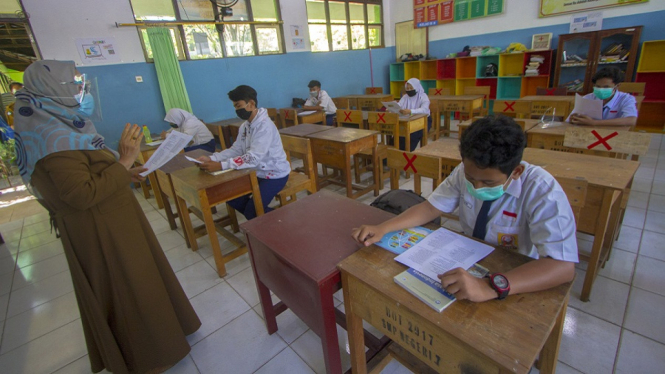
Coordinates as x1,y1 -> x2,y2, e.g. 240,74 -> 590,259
13,60 -> 201,374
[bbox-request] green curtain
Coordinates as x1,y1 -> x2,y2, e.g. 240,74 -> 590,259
146,28 -> 193,113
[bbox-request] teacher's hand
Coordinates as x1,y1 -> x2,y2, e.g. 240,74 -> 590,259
118,124 -> 143,169
128,166 -> 148,183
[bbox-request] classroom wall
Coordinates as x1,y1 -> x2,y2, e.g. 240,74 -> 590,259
20,0 -> 397,147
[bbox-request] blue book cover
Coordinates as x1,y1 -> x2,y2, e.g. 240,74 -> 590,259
375,227 -> 433,255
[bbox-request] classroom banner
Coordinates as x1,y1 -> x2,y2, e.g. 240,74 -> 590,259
414,0 -> 503,28
539,0 -> 649,18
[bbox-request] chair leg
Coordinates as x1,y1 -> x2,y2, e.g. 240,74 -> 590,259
227,204 -> 239,233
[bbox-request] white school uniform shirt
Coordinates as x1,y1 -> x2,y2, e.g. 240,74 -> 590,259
427,162 -> 578,262
397,78 -> 430,116
164,108 -> 214,145
209,108 -> 291,179
567,91 -> 638,121
304,89 -> 337,115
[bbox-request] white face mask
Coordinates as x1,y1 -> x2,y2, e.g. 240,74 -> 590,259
309,91 -> 318,98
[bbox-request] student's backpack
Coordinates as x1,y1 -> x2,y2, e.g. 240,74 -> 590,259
370,189 -> 441,225
292,98 -> 306,108
485,63 -> 498,77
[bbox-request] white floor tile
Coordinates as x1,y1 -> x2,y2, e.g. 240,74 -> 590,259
0,240 -> 19,260
22,212 -> 49,226
647,193 -> 665,213
12,252 -> 69,291
597,249 -> 636,284
6,270 -> 74,318
16,240 -> 63,268
1,292 -> 80,354
273,308 -> 310,344
632,255 -> 665,297
165,244 -> 205,273
20,219 -> 52,239
226,267 -> 260,307
0,254 -> 16,275
624,287 -> 665,344
51,355 -> 101,374
612,225 -> 642,253
569,269 -> 629,325
0,272 -> 12,296
638,230 -> 665,261
254,347 -> 315,374
165,354 -> 200,374
203,251 -> 252,279
175,260 -> 223,299
621,207 -> 646,229
186,282 -> 250,345
626,190 -> 649,210
3,227 -> 21,243
290,325 -> 357,374
157,230 -> 188,252
17,230 -> 59,251
190,310 -> 286,374
0,320 -> 87,374
651,179 -> 665,195
644,210 -> 665,233
615,330 -> 665,374
379,359 -> 415,374
0,292 -> 9,322
630,178 -> 652,193
150,217 -> 174,235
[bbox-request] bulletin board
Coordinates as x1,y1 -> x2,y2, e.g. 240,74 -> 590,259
539,0 -> 648,17
414,0 -> 504,29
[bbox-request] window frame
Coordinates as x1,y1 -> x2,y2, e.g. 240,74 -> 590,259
130,0 -> 286,61
306,0 -> 384,53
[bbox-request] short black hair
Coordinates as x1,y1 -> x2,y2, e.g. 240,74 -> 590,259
9,82 -> 23,90
228,85 -> 258,105
592,67 -> 624,84
308,80 -> 321,89
459,116 -> 526,176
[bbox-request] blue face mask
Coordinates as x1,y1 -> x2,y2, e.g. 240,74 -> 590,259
465,176 -> 512,201
75,93 -> 95,117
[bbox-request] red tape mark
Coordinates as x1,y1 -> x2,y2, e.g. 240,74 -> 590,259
503,101 -> 516,112
434,88 -> 443,95
403,153 -> 417,173
377,113 -> 386,124
545,88 -> 556,96
343,111 -> 352,122
369,88 -> 376,94
284,111 -> 290,119
587,130 -> 618,150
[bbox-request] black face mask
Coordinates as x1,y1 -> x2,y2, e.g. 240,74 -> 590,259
236,107 -> 252,120
406,90 -> 417,97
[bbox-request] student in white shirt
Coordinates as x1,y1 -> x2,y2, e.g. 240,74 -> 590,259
197,85 -> 290,220
352,116 -> 577,302
303,80 -> 337,126
161,108 -> 216,152
568,67 -> 637,126
397,78 -> 431,151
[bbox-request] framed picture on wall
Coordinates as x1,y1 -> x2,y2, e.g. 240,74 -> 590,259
531,33 -> 553,51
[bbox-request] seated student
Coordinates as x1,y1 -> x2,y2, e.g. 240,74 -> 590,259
162,108 -> 216,152
397,78 -> 431,151
352,116 -> 577,302
197,85 -> 291,220
568,67 -> 637,126
303,80 -> 337,126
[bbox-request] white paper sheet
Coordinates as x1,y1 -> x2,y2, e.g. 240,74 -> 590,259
382,101 -> 402,113
185,155 -> 203,164
139,131 -> 193,177
146,140 -> 164,147
394,228 -> 495,282
298,110 -> 316,116
570,93 -> 603,120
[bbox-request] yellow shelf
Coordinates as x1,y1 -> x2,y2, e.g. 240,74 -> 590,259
637,40 -> 665,72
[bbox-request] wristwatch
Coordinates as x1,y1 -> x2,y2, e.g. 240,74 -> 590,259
489,273 -> 510,300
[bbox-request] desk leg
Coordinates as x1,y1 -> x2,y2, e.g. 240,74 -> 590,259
443,111 -> 451,139
345,152 -> 353,198
581,189 -> 616,302
320,280 -> 343,374
539,295 -> 568,374
175,195 -> 197,251
343,272 -> 367,374
148,173 -> 165,209
249,172 -> 265,216
201,194 -> 227,278
161,192 -> 178,230
422,118 -> 428,147
373,145 -> 380,196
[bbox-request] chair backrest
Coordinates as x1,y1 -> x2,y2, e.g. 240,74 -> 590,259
367,111 -> 399,146
555,176 -> 588,224
365,87 -> 383,94
228,124 -> 241,145
204,122 -> 227,150
266,108 -> 279,127
635,95 -> 645,112
463,86 -> 491,110
332,97 -> 349,110
493,100 -> 532,118
428,87 -> 451,96
280,134 -> 315,179
280,108 -> 300,128
536,86 -> 568,96
387,149 -> 442,194
618,82 -> 646,96
563,127 -> 651,157
336,109 -> 364,129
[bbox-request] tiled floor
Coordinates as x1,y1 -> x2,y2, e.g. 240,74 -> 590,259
1,134 -> 664,373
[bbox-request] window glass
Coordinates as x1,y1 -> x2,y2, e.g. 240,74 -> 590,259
131,0 -> 176,21
331,25 -> 348,51
309,24 -> 329,52
256,26 -> 282,54
183,24 -> 223,59
177,0 -> 215,20
367,3 -> 381,24
368,25 -> 381,47
351,25 -> 365,49
306,0 -> 327,23
349,3 -> 364,24
251,0 -> 278,21
224,24 -> 255,56
329,1 -> 347,24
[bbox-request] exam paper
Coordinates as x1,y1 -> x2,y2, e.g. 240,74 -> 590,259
570,93 -> 603,120
139,131 -> 193,177
146,140 -> 164,147
382,101 -> 402,113
394,228 -> 495,282
185,155 -> 203,164
298,110 -> 316,116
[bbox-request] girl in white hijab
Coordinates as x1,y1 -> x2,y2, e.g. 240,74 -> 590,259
397,77 -> 431,151
162,108 -> 215,152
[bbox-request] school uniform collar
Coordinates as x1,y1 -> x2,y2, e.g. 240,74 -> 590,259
603,90 -> 621,111
503,161 -> 527,199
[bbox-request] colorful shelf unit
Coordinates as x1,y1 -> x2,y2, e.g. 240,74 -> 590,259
389,50 -> 554,102
635,40 -> 665,132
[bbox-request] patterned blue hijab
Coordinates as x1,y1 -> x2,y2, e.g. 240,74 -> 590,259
13,60 -> 116,188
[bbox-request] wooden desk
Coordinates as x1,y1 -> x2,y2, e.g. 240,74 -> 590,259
171,168 -> 264,277
343,94 -> 393,111
339,242 -> 572,374
399,113 -> 428,149
280,108 -> 325,126
306,127 -> 380,199
241,191 -> 393,374
278,123 -> 332,137
428,95 -> 484,139
137,141 -> 164,209
415,141 -> 639,301
517,95 -> 575,119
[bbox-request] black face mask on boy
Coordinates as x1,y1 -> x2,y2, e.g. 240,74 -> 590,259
236,107 -> 252,120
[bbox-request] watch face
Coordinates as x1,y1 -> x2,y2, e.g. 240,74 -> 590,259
493,274 -> 508,289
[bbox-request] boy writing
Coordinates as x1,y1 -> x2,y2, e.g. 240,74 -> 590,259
352,116 -> 577,301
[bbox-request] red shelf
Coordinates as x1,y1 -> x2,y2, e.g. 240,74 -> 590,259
476,78 -> 498,99
636,72 -> 665,101
437,59 -> 456,79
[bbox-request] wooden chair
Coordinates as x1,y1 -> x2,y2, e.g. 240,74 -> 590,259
536,86 -> 568,96
354,112 -> 400,186
204,122 -> 228,151
280,108 -> 300,128
463,86 -> 491,117
387,149 -> 442,195
228,123 -> 241,145
365,87 -> 383,94
428,87 -> 451,96
635,95 -> 645,112
493,100 -> 532,119
276,135 -> 317,206
266,108 -> 280,128
618,82 -> 646,96
332,97 -> 350,110
336,109 -> 364,129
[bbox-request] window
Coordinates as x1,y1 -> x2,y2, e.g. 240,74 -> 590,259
306,0 -> 383,52
129,0 -> 284,61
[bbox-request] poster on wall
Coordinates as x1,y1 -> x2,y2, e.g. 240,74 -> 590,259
75,37 -> 121,65
570,12 -> 603,33
414,0 -> 503,29
540,0 -> 648,18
